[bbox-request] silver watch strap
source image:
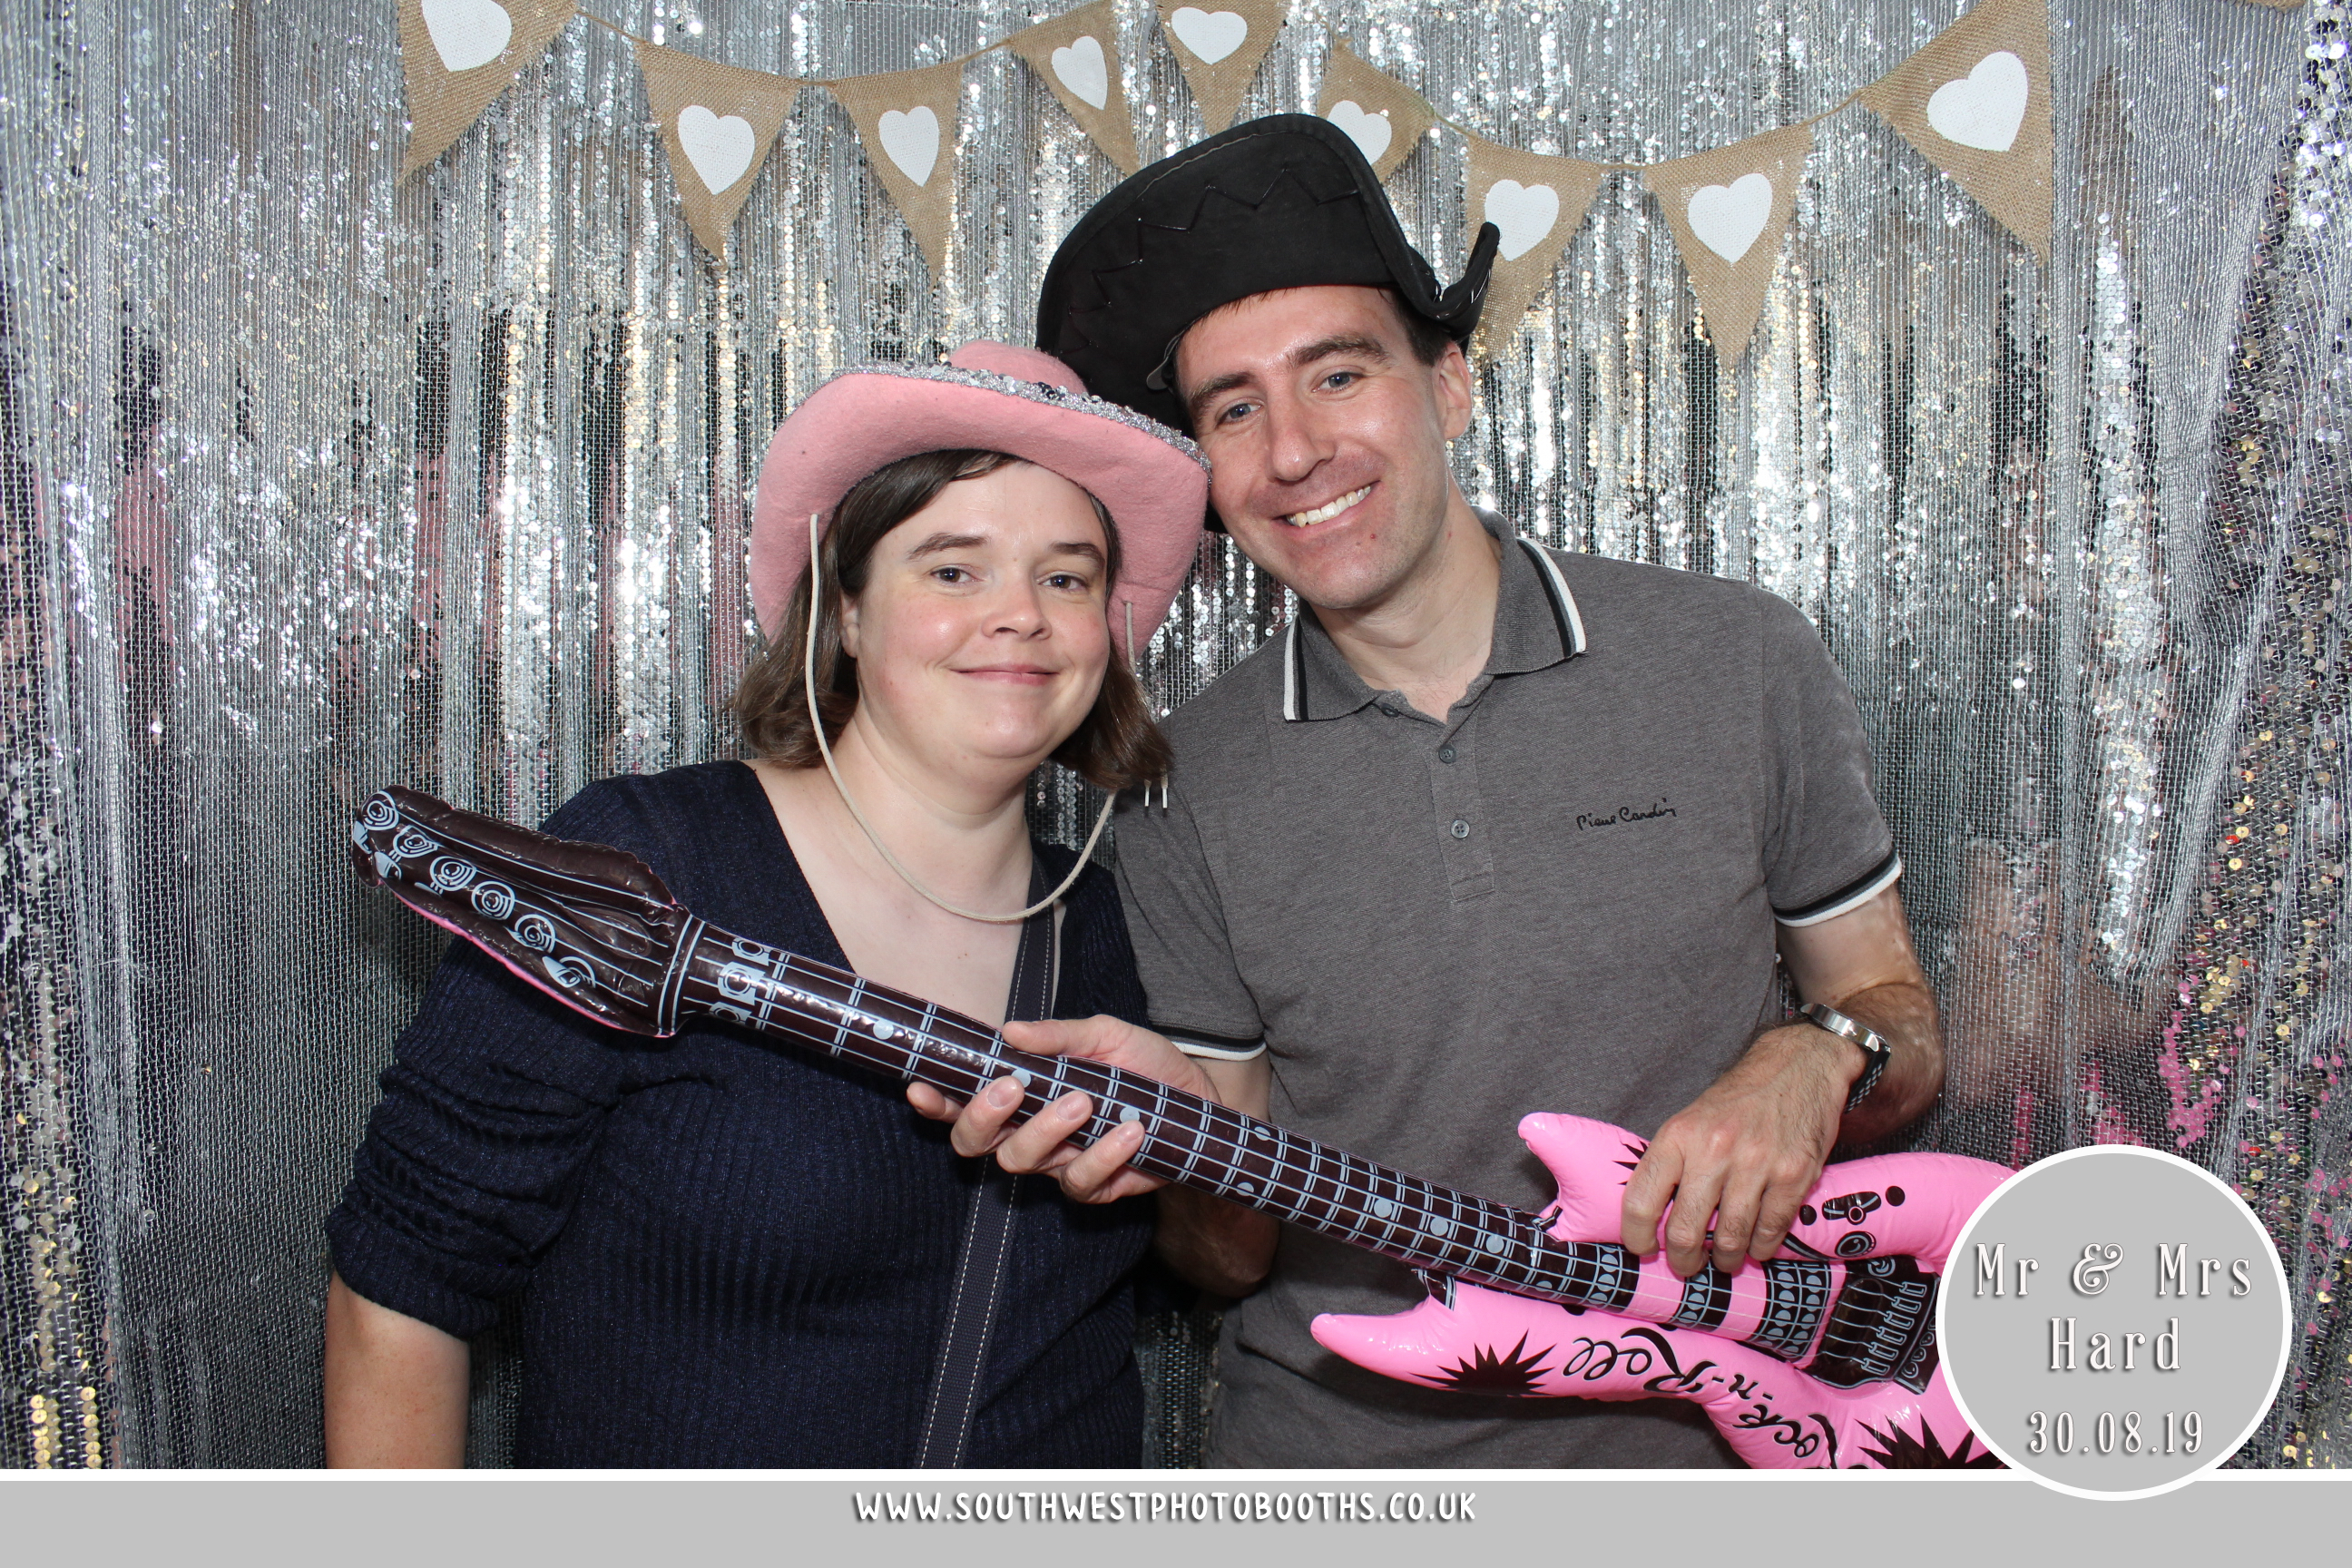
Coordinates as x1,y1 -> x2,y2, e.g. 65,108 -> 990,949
1800,1002 -> 1890,1110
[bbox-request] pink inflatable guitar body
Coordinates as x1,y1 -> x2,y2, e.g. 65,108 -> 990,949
1311,1113 -> 2008,1467
350,786 -> 2010,1469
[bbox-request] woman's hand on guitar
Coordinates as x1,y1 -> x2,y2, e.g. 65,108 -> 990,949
907,1014 -> 1215,1202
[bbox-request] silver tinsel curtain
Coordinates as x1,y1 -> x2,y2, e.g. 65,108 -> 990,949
2,0 -> 2347,1469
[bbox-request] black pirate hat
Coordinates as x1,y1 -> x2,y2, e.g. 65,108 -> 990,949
1035,113 -> 1500,431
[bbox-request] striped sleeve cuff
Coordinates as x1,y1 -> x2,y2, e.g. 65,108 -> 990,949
1159,1025 -> 1269,1063
1773,849 -> 1904,927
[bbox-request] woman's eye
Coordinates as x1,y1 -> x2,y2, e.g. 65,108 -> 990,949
1044,572 -> 1092,592
930,566 -> 969,583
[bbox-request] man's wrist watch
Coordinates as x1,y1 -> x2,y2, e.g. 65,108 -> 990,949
1799,1002 -> 1891,1111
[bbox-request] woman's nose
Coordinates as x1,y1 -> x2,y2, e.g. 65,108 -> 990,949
985,579 -> 1050,635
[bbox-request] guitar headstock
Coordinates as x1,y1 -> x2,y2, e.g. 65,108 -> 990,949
349,785 -> 691,1036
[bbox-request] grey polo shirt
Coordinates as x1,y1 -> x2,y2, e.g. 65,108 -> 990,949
1113,511 -> 1900,1468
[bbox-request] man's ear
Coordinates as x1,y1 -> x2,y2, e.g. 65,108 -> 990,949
1433,339 -> 1475,441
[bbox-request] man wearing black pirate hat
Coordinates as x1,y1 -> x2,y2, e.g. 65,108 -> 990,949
944,114 -> 1945,1468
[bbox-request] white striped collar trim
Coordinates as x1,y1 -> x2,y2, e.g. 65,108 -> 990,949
1281,615 -> 1302,722
1516,536 -> 1588,659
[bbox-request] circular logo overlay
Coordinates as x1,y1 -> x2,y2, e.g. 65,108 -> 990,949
1939,1146 -> 2290,1499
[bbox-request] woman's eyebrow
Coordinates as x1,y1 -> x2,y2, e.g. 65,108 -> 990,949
1045,540 -> 1105,565
902,531 -> 987,559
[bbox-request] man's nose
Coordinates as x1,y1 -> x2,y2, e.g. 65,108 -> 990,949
1259,391 -> 1331,484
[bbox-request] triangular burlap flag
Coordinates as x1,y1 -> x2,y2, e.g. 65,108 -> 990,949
1156,0 -> 1284,132
829,60 -> 965,275
632,42 -> 800,260
1006,0 -> 1140,174
1645,123 -> 1812,361
1464,136 -> 1607,348
1314,43 -> 1436,183
1857,0 -> 2052,263
397,0 -> 578,177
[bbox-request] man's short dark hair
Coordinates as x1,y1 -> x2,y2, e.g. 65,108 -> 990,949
1386,289 -> 1459,368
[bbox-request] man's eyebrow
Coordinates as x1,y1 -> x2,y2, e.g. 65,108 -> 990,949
1184,370 -> 1253,428
1286,333 -> 1393,371
1183,334 -> 1396,426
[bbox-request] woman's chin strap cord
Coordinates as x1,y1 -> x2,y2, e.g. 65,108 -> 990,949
804,512 -> 1115,924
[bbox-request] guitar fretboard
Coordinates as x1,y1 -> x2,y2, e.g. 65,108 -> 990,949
679,926 -> 1651,1314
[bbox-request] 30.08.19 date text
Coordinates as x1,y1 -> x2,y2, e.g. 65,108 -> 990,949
2024,1411 -> 2201,1455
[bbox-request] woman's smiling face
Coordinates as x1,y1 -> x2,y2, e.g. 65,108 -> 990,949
838,459 -> 1114,777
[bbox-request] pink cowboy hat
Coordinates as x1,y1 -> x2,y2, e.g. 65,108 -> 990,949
750,342 -> 1208,649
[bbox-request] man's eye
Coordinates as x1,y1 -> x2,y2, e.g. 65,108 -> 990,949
1216,399 -> 1258,425
1321,370 -> 1358,390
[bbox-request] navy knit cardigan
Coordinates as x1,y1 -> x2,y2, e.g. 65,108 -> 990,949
327,761 -> 1155,1467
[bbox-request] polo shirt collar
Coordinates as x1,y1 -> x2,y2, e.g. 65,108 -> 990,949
1279,508 -> 1587,723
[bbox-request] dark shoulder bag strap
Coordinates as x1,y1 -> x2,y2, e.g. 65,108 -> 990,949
912,862 -> 1059,1468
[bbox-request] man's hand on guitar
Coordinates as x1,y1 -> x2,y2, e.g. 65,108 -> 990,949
1618,1024 -> 1852,1278
907,1015 -> 1211,1203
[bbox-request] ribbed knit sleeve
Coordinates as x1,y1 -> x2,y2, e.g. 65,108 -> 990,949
325,780 -> 666,1338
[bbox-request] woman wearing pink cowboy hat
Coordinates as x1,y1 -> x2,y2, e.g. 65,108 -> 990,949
323,344 -> 1207,1467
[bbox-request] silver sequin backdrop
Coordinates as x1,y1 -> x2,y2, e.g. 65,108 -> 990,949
2,0 -> 2347,1469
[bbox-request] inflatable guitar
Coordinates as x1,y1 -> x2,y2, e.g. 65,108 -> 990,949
350,786 -> 2008,1469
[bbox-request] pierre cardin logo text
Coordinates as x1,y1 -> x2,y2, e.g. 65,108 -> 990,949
1576,799 -> 1678,832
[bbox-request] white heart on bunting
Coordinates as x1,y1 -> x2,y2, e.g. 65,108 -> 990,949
1687,172 -> 1773,263
877,106 -> 940,187
1926,50 -> 2030,153
420,0 -> 513,74
1484,180 -> 1561,262
1168,7 -> 1248,65
1051,34 -> 1112,111
1324,101 -> 1391,165
676,105 -> 757,194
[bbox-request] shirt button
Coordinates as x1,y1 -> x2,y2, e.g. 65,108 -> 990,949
1378,704 -> 1399,717
1438,745 -> 1457,764
1449,818 -> 1471,839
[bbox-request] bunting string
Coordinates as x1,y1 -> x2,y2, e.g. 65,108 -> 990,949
395,0 -> 2286,356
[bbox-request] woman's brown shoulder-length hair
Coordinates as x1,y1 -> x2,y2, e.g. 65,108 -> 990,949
730,448 -> 1171,793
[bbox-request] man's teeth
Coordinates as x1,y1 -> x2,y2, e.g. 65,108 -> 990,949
1283,486 -> 1370,527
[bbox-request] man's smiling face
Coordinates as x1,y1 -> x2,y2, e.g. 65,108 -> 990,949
1175,284 -> 1473,614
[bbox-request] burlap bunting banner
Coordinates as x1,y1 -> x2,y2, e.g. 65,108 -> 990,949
632,42 -> 800,260
1006,0 -> 1141,174
1463,137 -> 1607,348
1156,1 -> 1285,132
1644,123 -> 1812,361
1857,0 -> 2052,263
397,0 -> 579,177
829,60 -> 965,274
1314,42 -> 1436,182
